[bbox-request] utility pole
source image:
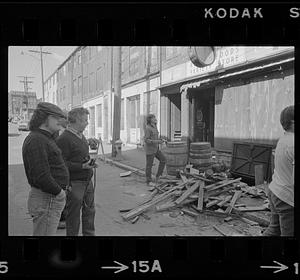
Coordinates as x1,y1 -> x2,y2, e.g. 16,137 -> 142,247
111,46 -> 122,158
18,76 -> 34,120
28,47 -> 52,102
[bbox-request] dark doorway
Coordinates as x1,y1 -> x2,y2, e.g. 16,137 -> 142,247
192,88 -> 215,146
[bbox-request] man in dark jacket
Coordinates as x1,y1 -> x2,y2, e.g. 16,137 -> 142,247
144,114 -> 166,185
22,102 -> 69,236
56,107 -> 99,236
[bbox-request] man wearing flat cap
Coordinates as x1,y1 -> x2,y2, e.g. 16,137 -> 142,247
263,105 -> 294,236
22,102 -> 70,236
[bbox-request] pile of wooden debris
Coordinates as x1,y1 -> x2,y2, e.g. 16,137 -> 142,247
120,167 -> 271,236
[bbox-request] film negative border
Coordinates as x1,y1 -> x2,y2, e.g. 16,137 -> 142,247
0,3 -> 299,44
1,2 -> 299,280
0,238 -> 299,278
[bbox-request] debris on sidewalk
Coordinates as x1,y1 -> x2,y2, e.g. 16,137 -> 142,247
120,164 -> 270,235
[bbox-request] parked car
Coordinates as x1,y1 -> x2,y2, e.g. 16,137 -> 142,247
18,120 -> 29,131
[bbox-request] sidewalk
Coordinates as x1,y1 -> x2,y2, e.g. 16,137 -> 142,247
99,143 -> 167,178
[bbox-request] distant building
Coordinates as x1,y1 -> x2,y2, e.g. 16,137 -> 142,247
8,90 -> 37,120
44,71 -> 58,105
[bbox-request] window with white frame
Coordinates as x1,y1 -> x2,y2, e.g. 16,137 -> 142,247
151,46 -> 158,66
129,47 -> 140,75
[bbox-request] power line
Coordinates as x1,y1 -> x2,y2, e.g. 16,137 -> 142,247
18,76 -> 35,120
28,47 -> 53,101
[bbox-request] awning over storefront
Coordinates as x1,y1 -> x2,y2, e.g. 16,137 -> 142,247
180,57 -> 294,93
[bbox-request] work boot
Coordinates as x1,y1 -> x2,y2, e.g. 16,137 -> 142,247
146,179 -> 152,186
155,176 -> 162,184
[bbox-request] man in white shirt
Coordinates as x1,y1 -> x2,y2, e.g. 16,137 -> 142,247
263,105 -> 294,236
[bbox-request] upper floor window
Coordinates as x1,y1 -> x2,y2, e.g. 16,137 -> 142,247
165,46 -> 183,60
78,51 -> 82,64
129,47 -> 140,75
74,54 -> 77,68
151,46 -> 158,66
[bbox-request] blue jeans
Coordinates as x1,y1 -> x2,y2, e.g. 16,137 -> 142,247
146,150 -> 166,183
65,180 -> 95,236
263,188 -> 294,236
27,187 -> 66,236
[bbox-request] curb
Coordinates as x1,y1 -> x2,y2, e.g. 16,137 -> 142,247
98,156 -> 145,177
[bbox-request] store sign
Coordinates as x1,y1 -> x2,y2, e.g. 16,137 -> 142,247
186,47 -> 246,78
161,63 -> 187,84
245,46 -> 294,62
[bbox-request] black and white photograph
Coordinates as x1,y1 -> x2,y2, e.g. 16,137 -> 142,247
8,46 -> 294,237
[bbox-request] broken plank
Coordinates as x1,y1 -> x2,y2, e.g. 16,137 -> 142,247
231,209 -> 270,227
190,167 -> 200,175
225,191 -> 242,214
175,181 -> 200,205
217,195 -> 232,207
206,200 -> 220,208
181,208 -> 199,217
206,185 -> 237,198
204,179 -> 230,190
179,171 -> 188,183
156,201 -> 177,212
141,213 -> 151,220
119,208 -> 132,213
187,173 -> 213,183
131,216 -> 140,224
236,206 -> 268,212
208,196 -> 225,201
197,181 -> 205,211
205,178 -> 242,192
213,225 -> 228,236
122,186 -> 183,220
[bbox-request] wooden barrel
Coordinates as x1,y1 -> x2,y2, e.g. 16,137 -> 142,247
189,142 -> 213,169
164,141 -> 188,176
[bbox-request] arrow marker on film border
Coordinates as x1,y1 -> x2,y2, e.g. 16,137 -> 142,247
101,261 -> 129,274
260,260 -> 288,273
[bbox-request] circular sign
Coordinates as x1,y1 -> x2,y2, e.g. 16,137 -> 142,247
188,47 -> 216,68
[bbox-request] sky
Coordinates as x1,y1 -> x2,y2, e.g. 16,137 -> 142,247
9,46 -> 77,99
